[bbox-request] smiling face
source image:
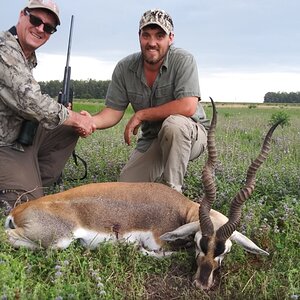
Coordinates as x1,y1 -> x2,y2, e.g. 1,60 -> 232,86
139,25 -> 174,68
16,8 -> 57,58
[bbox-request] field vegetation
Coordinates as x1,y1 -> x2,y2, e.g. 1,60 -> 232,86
0,101 -> 299,299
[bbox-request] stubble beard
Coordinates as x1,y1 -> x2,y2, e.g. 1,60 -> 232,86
142,47 -> 167,65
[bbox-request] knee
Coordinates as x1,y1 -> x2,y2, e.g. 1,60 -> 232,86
159,115 -> 189,141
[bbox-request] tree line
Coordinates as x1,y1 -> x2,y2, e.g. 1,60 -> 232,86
38,79 -> 110,99
39,80 -> 299,104
264,92 -> 300,103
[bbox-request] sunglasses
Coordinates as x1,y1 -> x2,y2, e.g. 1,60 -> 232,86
24,9 -> 57,34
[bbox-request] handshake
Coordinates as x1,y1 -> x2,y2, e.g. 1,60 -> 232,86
65,110 -> 97,138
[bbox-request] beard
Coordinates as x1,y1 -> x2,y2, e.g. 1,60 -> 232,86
142,45 -> 168,65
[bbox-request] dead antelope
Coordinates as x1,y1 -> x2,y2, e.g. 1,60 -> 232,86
5,99 -> 282,290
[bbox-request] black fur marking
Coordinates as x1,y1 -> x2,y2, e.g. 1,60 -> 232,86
200,236 -> 209,255
214,240 -> 226,257
200,261 -> 213,285
8,218 -> 15,229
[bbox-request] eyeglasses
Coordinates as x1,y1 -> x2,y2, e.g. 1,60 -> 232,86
24,9 -> 57,34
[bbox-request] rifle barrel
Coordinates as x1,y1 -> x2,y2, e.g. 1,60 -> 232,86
65,15 -> 74,68
59,15 -> 74,107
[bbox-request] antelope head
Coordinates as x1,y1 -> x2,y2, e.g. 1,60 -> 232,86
161,98 -> 282,290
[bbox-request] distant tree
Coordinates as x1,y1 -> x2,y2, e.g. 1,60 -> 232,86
38,79 -> 111,99
264,92 -> 300,103
39,80 -> 62,98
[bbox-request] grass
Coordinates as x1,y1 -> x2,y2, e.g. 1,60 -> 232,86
1,101 -> 299,299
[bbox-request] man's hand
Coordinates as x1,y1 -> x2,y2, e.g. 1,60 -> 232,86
76,110 -> 97,137
64,110 -> 96,137
124,112 -> 142,145
122,97 -> 199,144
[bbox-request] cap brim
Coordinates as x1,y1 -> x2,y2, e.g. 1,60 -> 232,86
27,4 -> 60,25
140,22 -> 170,35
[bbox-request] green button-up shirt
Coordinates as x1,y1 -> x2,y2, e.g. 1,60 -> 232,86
106,46 -> 209,152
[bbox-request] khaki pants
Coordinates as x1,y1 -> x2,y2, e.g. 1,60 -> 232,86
119,115 -> 207,192
0,124 -> 78,210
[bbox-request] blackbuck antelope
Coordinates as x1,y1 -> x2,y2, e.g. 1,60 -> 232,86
5,99 -> 282,290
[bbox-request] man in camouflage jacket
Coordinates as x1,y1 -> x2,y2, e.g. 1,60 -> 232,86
0,0 -> 96,213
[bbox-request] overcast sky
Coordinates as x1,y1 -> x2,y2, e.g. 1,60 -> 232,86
2,0 -> 299,102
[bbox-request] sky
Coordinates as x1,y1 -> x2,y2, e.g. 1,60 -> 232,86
1,0 -> 300,103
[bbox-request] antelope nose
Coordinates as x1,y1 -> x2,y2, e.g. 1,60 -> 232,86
193,279 -> 209,290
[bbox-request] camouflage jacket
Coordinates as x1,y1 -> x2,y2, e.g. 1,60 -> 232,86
0,29 -> 69,151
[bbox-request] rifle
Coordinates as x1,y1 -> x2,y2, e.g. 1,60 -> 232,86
58,15 -> 74,108
58,15 -> 87,180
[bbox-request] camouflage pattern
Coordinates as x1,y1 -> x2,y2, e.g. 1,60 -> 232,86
27,0 -> 61,25
139,9 -> 174,35
0,30 -> 69,151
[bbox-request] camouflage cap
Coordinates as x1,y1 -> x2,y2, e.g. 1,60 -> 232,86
27,0 -> 60,25
139,9 -> 174,35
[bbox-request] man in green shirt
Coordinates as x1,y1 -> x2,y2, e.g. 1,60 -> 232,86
92,9 -> 208,192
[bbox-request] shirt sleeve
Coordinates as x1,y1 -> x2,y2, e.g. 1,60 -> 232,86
173,52 -> 201,100
105,61 -> 129,111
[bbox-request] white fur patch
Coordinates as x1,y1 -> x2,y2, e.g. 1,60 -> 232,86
123,231 -> 161,250
51,238 -> 74,250
73,228 -> 116,249
72,227 -> 162,251
6,225 -> 167,258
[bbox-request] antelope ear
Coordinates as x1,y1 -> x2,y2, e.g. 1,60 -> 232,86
231,231 -> 269,255
160,221 -> 200,241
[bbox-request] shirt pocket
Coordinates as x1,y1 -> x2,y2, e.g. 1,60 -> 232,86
127,90 -> 149,111
154,83 -> 175,106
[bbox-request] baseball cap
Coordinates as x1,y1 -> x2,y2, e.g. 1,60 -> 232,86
139,9 -> 174,35
27,0 -> 60,25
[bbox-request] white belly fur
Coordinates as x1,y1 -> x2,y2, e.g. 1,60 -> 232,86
72,227 -> 162,251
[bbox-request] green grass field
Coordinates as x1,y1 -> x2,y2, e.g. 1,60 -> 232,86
0,101 -> 299,299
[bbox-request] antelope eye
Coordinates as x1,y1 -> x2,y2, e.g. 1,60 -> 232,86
214,240 -> 226,257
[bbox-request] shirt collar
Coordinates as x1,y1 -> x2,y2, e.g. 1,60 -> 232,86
160,45 -> 173,71
7,26 -> 37,69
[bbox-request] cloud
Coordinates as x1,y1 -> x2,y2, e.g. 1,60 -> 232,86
200,71 -> 300,103
33,53 -> 115,81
